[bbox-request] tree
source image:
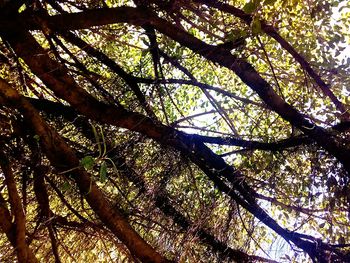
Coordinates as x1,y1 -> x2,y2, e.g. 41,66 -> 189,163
0,0 -> 349,262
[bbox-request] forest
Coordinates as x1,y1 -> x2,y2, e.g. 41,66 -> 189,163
0,0 -> 349,262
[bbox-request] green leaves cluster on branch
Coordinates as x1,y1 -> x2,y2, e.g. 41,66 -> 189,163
0,0 -> 349,262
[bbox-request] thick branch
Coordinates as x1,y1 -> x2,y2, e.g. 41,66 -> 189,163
33,165 -> 61,263
73,120 -> 274,262
0,79 -> 173,263
0,192 -> 38,263
0,150 -> 28,263
29,96 -> 313,151
0,14 -> 347,261
192,134 -> 312,151
7,6 -> 348,172
190,0 -> 350,120
0,193 -> 38,263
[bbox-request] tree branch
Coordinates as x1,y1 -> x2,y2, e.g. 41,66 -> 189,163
0,150 -> 29,263
7,5 -> 348,172
190,0 -> 350,121
0,78 -> 174,263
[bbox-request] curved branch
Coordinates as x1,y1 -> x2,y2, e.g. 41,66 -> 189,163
7,5 -> 348,172
0,79 -> 173,263
1,13 -> 348,261
27,97 -> 313,151
59,31 -> 158,119
190,0 -> 350,121
0,171 -> 38,263
0,151 -> 29,262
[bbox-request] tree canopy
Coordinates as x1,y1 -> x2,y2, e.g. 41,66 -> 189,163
0,0 -> 349,262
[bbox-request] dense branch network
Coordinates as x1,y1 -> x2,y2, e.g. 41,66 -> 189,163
0,1 -> 349,262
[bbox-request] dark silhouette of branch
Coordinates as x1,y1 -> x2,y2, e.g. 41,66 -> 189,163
0,5 -> 349,261
6,5 -> 348,172
0,152 -> 38,263
190,0 -> 349,121
0,79 -> 174,263
60,31 -> 158,120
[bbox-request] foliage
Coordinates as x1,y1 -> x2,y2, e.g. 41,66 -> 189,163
0,0 -> 349,262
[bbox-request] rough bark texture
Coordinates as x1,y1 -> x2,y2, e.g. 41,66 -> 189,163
0,78 -> 173,263
0,2 -> 348,262
0,151 -> 31,263
5,6 -> 348,173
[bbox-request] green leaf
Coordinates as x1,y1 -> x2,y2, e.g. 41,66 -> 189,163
243,2 -> 256,13
33,135 -> 40,141
225,32 -> 235,42
243,0 -> 259,13
80,156 -> 95,170
251,17 -> 262,35
61,181 -> 71,192
99,161 -> 108,183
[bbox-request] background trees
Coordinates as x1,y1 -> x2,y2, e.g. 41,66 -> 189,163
0,0 -> 349,262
